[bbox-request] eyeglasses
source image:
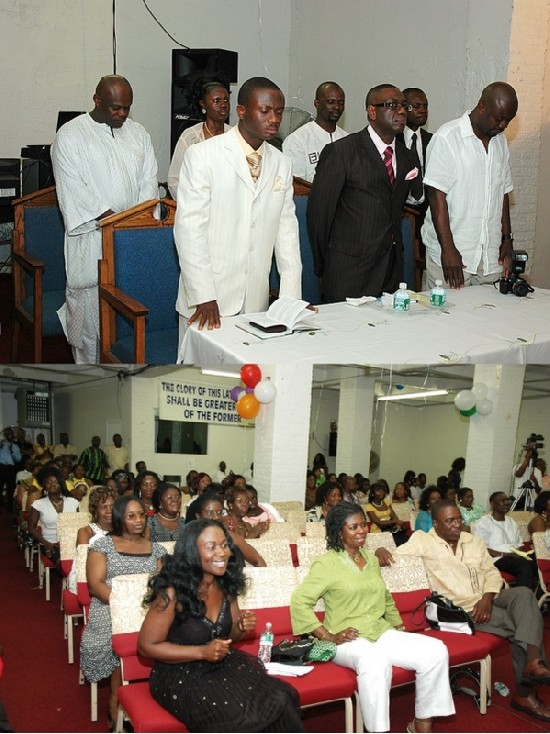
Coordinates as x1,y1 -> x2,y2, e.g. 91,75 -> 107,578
371,100 -> 412,111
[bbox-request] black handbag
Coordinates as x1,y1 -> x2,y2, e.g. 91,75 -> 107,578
270,637 -> 314,665
413,591 -> 475,635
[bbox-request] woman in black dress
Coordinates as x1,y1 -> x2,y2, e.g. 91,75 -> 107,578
138,519 -> 303,732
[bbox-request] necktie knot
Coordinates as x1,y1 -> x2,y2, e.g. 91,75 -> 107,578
411,132 -> 417,147
246,151 -> 262,181
383,145 -> 395,185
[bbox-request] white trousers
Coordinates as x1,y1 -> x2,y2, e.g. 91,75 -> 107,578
425,255 -> 502,290
333,629 -> 455,733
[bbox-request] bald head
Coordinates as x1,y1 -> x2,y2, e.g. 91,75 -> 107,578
314,81 -> 345,131
470,81 -> 518,142
91,75 -> 133,128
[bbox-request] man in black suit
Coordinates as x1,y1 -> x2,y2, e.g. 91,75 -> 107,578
397,88 -> 432,257
307,84 -> 423,303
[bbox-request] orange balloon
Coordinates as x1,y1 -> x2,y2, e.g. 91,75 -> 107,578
237,393 -> 261,419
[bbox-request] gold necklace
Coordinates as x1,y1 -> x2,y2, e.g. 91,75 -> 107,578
123,535 -> 144,545
203,122 -> 214,138
158,511 -> 178,522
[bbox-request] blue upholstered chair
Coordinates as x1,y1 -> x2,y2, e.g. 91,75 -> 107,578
270,177 -> 321,305
11,186 -> 66,362
98,199 -> 179,364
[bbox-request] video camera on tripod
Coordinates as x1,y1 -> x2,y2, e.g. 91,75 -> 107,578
522,432 -> 545,463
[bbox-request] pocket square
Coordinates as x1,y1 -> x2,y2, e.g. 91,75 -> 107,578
405,167 -> 419,181
272,176 -> 285,192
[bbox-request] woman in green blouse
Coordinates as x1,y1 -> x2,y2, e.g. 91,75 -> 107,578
290,502 -> 455,733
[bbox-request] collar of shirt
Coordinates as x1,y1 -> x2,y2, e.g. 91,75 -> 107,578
368,125 -> 396,176
404,126 -> 424,161
234,124 -> 266,158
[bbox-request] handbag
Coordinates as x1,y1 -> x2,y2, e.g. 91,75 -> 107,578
270,637 -> 314,665
305,639 -> 337,662
413,591 -> 475,635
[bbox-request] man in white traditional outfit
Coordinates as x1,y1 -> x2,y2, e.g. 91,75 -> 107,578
51,75 -> 158,363
174,76 -> 302,359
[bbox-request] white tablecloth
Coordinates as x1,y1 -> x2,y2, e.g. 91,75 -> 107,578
180,285 -> 550,365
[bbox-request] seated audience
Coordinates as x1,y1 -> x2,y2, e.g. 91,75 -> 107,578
392,482 -> 415,506
306,480 -> 342,522
305,471 -> 317,510
182,469 -> 198,496
138,519 -> 303,732
528,491 -> 550,536
80,495 -> 167,728
472,491 -> 537,589
415,487 -> 443,532
365,482 -> 408,545
443,485 -> 457,503
183,493 -> 266,567
190,472 -> 213,496
291,502 -> 455,733
147,483 -> 186,542
70,463 -> 94,488
27,467 -> 79,566
67,484 -> 118,593
223,486 -> 266,539
457,486 -> 486,528
376,499 -> 550,724
104,476 -> 123,496
134,470 -> 160,515
111,469 -> 133,495
243,485 -> 283,525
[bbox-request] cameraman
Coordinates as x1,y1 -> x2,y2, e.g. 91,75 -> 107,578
513,439 -> 543,508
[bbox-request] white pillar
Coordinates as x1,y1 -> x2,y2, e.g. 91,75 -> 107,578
463,364 -> 526,507
253,363 -> 313,503
336,368 -> 376,477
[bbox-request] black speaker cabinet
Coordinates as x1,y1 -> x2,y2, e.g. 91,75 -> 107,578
171,48 -> 238,155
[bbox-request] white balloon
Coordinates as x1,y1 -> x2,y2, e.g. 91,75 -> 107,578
471,383 -> 488,401
476,398 -> 493,416
454,390 -> 476,411
254,379 -> 277,404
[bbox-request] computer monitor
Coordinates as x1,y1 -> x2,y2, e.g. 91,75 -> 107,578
56,111 -> 86,132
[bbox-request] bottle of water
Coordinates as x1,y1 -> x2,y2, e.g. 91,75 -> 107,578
494,681 -> 510,697
258,622 -> 274,665
393,283 -> 410,312
430,279 -> 447,308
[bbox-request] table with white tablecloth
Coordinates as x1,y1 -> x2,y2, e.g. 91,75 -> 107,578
180,284 -> 550,365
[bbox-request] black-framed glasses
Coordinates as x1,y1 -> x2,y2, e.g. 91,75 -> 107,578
371,100 -> 412,111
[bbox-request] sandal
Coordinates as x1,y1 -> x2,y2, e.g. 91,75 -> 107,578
406,722 -> 416,733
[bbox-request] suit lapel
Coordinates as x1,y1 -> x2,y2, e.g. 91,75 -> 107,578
224,129 -> 257,194
360,128 -> 393,190
255,143 -> 275,196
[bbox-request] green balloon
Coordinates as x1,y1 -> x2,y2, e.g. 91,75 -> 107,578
460,406 -> 477,417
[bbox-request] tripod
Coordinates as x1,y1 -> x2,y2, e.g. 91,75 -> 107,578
510,480 -> 537,511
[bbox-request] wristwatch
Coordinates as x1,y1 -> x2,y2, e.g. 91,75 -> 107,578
501,233 -> 514,241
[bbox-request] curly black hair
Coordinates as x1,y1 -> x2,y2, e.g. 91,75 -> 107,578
152,482 -> 181,511
314,480 -> 342,507
419,485 -> 442,512
534,491 -> 550,515
143,519 -> 245,618
88,485 -> 118,522
325,501 -> 366,552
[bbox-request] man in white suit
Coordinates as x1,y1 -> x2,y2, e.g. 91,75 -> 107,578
174,76 -> 302,351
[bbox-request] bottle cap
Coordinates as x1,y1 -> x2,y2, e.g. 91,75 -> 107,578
399,282 -> 407,289
435,280 -> 443,287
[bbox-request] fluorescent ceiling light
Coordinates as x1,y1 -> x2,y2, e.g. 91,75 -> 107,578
378,389 -> 450,402
200,367 -> 241,379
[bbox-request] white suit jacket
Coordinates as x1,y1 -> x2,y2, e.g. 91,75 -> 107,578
175,126 -> 302,317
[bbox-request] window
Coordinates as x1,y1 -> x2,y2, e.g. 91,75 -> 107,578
155,418 -> 208,455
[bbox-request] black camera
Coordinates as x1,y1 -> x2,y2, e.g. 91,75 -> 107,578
495,250 -> 534,297
523,433 -> 545,462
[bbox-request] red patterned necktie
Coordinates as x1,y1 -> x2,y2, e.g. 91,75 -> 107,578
383,145 -> 395,185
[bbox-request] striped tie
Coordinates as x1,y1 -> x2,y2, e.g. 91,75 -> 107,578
383,146 -> 395,185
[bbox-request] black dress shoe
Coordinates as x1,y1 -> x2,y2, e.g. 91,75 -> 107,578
511,691 -> 550,721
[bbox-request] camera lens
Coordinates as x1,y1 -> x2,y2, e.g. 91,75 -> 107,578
499,278 -> 510,295
512,279 -> 529,297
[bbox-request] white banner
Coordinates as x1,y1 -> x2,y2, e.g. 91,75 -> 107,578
158,379 -> 242,424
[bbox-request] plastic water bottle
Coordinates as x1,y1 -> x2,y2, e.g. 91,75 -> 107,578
430,279 -> 447,308
258,622 -> 274,665
393,283 -> 410,312
494,681 -> 510,697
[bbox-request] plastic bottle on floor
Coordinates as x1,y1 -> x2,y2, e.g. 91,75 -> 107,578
494,681 -> 510,696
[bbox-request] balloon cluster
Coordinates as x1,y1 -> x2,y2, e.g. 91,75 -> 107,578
230,364 -> 277,420
454,383 -> 493,417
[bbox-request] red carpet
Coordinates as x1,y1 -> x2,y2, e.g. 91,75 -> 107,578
1,506 -> 550,733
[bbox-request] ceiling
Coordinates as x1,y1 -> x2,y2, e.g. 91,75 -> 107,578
1,364 -> 549,408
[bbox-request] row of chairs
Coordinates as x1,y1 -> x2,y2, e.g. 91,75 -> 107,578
107,553 -> 498,734
11,183 -> 423,364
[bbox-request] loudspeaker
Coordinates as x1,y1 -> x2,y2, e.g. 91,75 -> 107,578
22,156 -> 54,196
171,48 -> 238,155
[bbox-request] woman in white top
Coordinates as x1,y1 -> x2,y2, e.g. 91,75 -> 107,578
27,467 -> 79,565
168,76 -> 231,198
